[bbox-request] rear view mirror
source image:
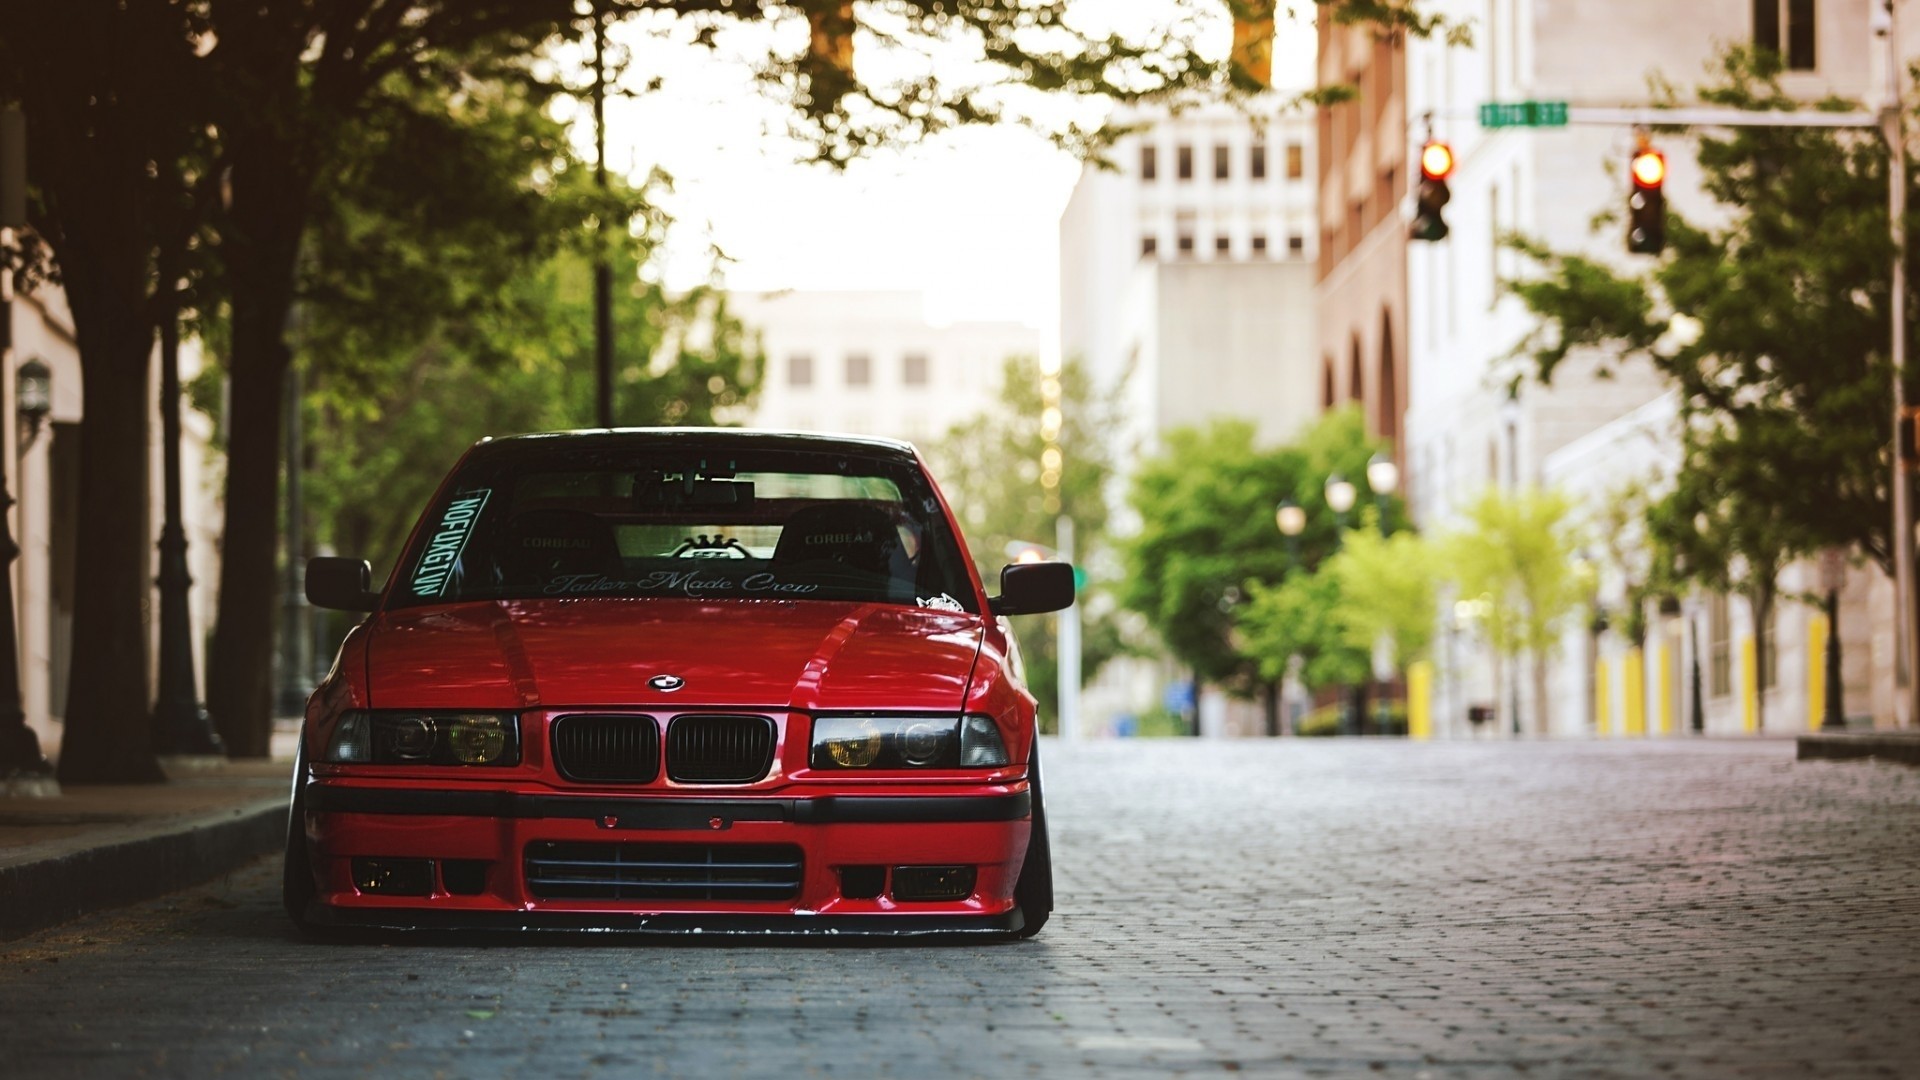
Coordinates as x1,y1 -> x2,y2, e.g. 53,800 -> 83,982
990,561 -> 1075,616
307,557 -> 380,612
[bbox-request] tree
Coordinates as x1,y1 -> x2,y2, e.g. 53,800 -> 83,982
4,1 -> 1459,771
0,3 -> 206,781
1239,568 -> 1368,700
1438,488 -> 1584,736
1119,408 -> 1399,731
927,357 -> 1120,729
1508,48 -> 1911,713
1324,523 -> 1437,667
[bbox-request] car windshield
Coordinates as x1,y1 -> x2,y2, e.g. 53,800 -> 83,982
389,445 -> 980,613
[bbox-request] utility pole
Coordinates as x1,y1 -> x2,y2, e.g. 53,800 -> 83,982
0,108 -> 54,791
592,1 -> 615,429
1055,515 -> 1080,741
1883,0 -> 1917,730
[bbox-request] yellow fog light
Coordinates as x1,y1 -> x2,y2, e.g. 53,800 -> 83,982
446,715 -> 508,764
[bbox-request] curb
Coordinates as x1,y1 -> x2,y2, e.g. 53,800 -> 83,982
0,795 -> 287,941
1795,731 -> 1920,768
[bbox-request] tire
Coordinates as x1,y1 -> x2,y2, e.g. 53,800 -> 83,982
1011,741 -> 1054,938
282,742 -> 318,931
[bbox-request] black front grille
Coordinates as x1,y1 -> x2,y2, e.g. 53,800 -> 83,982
552,715 -> 660,783
667,715 -> 775,783
525,842 -> 803,901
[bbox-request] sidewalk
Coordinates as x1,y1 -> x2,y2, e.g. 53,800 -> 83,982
1796,729 -> 1920,767
0,754 -> 293,940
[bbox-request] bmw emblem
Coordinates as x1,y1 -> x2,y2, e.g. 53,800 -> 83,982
648,674 -> 686,692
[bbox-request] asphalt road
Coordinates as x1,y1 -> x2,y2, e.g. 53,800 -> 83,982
4,738 -> 1919,1078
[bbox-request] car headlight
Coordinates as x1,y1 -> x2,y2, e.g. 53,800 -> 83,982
810,714 -> 1009,770
323,711 -> 520,766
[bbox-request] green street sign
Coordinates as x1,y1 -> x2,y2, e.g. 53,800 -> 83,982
1478,101 -> 1569,128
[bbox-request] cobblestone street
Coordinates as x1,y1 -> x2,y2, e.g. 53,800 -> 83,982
4,738 -> 1918,1078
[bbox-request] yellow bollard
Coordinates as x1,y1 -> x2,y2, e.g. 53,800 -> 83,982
1741,636 -> 1759,733
1807,614 -> 1829,732
1408,660 -> 1433,741
1624,648 -> 1646,736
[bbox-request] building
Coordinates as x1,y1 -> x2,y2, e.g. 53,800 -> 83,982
1314,20 -> 1409,460
5,282 -> 225,768
729,291 -> 1038,446
1057,99 -> 1322,737
1378,0 -> 1898,736
1060,100 -> 1321,451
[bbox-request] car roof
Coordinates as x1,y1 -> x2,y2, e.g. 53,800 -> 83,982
468,428 -> 922,465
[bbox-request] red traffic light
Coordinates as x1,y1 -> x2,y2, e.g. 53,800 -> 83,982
1631,148 -> 1666,188
1419,141 -> 1455,181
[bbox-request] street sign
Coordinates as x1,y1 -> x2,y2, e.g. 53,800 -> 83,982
1478,101 -> 1569,129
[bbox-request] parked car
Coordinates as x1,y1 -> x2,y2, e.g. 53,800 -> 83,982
288,428 -> 1072,938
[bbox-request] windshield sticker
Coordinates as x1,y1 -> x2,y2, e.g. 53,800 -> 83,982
917,593 -> 965,612
410,490 -> 491,597
544,570 -> 822,598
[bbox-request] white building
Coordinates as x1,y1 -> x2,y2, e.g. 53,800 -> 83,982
1057,100 -> 1322,737
1060,100 -> 1321,450
729,291 -> 1038,446
1402,0 -> 1898,736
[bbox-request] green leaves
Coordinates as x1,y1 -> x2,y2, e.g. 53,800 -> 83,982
1439,488 -> 1584,662
1509,44 -> 1911,600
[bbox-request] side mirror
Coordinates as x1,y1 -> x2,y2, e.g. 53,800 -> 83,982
990,561 -> 1076,616
307,557 -> 380,612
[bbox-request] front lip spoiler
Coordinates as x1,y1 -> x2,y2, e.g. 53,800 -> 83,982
303,784 -> 1031,828
303,905 -> 1027,938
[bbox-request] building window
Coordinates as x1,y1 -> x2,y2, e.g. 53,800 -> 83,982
1250,234 -> 1268,256
1141,235 -> 1158,258
788,354 -> 813,387
1214,235 -> 1231,255
1709,593 -> 1732,698
1287,233 -> 1305,255
1176,232 -> 1195,256
1285,142 -> 1304,180
845,353 -> 871,387
902,353 -> 929,387
1755,0 -> 1816,71
1176,144 -> 1193,180
1140,144 -> 1157,181
1213,144 -> 1231,180
1251,143 -> 1267,180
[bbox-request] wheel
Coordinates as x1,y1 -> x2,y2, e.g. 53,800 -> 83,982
282,742 -> 318,930
1011,741 -> 1053,938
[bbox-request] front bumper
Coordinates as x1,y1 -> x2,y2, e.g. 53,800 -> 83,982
298,782 -> 1033,933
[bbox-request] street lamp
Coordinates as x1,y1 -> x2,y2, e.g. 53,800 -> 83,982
1365,453 -> 1399,498
16,357 -> 49,444
1275,498 -> 1305,569
1325,473 -> 1357,526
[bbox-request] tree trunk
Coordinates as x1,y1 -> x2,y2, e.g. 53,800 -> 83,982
1532,651 -> 1551,737
1263,680 -> 1280,737
1752,582 -> 1774,733
55,291 -> 163,783
206,308 -> 291,757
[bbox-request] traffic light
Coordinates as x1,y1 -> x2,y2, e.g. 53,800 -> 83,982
1628,145 -> 1666,254
1411,140 -> 1453,242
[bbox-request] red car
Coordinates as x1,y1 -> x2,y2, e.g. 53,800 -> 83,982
288,429 -> 1071,937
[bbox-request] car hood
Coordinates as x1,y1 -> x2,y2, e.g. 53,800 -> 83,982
362,598 -> 985,712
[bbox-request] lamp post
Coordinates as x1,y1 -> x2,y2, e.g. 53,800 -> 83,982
1325,473 -> 1356,528
1365,453 -> 1399,529
1274,498 -> 1305,565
